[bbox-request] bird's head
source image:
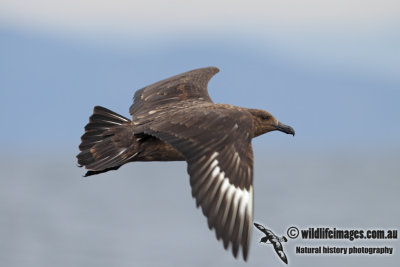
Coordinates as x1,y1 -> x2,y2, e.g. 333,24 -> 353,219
248,109 -> 295,137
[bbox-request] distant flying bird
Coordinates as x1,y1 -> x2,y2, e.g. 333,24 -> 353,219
77,67 -> 295,260
254,222 -> 288,264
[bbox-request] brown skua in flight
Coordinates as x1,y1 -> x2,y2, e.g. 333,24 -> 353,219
77,67 -> 295,260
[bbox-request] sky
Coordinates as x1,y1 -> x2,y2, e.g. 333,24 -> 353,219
0,1 -> 399,266
1,0 -> 399,153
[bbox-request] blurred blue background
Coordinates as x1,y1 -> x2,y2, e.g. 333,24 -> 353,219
1,1 -> 399,266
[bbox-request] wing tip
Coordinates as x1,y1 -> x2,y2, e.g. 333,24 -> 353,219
205,66 -> 219,74
242,245 -> 249,261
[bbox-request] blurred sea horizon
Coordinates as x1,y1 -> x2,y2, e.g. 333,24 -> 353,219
2,26 -> 399,152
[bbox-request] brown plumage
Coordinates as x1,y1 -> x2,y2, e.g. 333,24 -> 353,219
77,67 -> 295,260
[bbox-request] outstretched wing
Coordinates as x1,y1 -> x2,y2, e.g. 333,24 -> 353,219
254,222 -> 269,235
129,67 -> 219,117
140,106 -> 254,260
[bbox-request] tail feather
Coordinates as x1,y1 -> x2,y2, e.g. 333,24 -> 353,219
77,106 -> 137,176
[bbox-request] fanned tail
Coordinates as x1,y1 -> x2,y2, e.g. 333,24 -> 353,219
77,106 -> 137,176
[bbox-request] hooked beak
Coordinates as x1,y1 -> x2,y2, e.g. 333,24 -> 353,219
276,122 -> 295,136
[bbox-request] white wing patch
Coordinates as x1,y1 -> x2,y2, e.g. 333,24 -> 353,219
199,155 -> 252,252
208,158 -> 251,218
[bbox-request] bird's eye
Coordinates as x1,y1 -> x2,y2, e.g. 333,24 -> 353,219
261,115 -> 269,120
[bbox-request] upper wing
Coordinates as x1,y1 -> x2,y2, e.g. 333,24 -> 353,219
141,106 -> 254,260
129,67 -> 219,117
